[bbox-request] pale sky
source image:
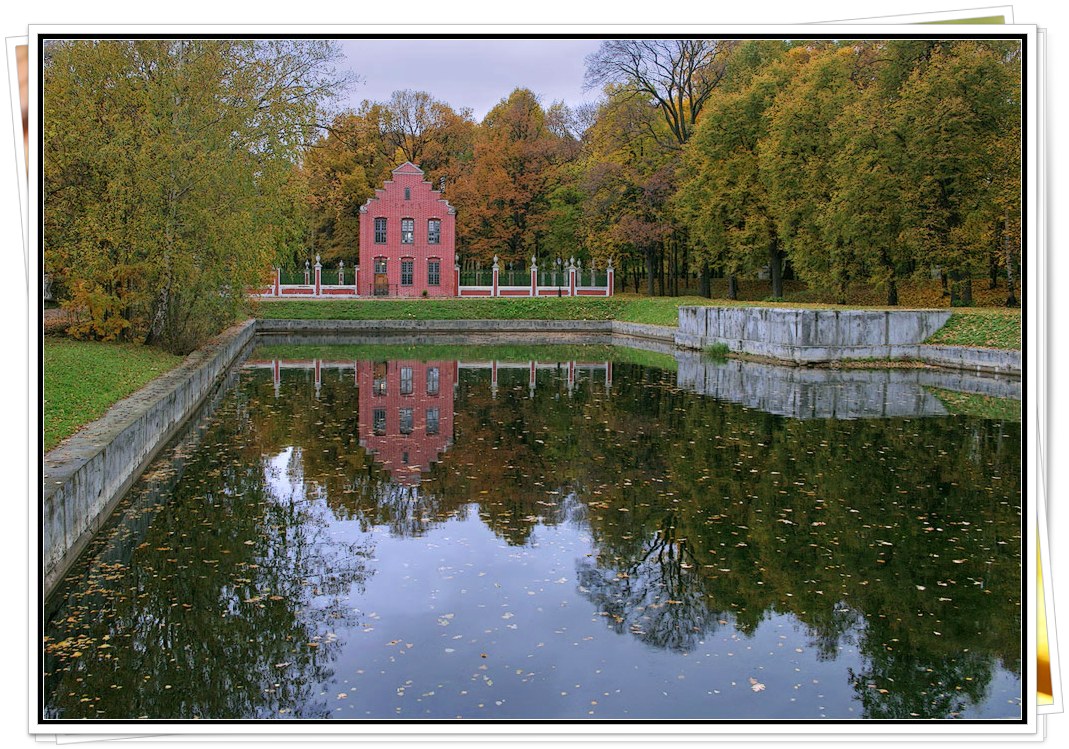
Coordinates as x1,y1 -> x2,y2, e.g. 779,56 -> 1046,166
337,38 -> 605,121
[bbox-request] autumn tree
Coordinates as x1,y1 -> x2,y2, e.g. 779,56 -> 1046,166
580,89 -> 678,295
677,41 -> 791,298
449,89 -> 576,266
584,39 -> 736,148
890,40 -> 1022,306
44,39 -> 342,352
760,44 -> 865,303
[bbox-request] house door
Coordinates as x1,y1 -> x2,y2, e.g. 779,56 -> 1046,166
374,257 -> 389,296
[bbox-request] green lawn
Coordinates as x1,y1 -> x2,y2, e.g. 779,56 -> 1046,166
923,308 -> 1022,350
43,339 -> 185,452
255,294 -> 823,326
254,294 -> 1022,349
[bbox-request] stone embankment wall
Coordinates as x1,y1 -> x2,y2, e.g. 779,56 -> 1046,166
42,320 -> 257,599
675,306 -> 1021,376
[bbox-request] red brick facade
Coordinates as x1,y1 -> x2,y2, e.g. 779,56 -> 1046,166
359,162 -> 457,298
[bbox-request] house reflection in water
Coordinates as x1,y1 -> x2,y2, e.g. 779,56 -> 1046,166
356,360 -> 456,486
253,357 -> 613,486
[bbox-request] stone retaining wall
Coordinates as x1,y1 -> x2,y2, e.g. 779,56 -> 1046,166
42,319 -> 257,599
916,344 -> 1021,376
676,306 -> 953,363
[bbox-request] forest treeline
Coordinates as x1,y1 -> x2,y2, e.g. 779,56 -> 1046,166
305,39 -> 1022,309
43,38 -> 1021,352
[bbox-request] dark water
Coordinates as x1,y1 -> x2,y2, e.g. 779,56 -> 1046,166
42,344 -> 1022,721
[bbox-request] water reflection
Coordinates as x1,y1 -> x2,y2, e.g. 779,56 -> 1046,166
42,345 -> 1021,720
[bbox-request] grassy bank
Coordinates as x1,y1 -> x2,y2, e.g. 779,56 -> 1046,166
924,308 -> 1022,350
254,294 -> 1022,349
43,339 -> 184,452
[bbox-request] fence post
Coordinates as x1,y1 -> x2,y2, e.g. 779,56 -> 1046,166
607,257 -> 615,297
454,263 -> 461,297
304,259 -> 310,285
568,256 -> 576,297
274,268 -> 281,297
530,256 -> 537,297
314,255 -> 322,297
338,259 -> 344,286
492,255 -> 500,297
354,264 -> 360,296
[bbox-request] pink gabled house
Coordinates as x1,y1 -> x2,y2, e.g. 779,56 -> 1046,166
358,162 -> 457,297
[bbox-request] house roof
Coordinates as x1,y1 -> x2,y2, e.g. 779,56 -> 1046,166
392,161 -> 424,175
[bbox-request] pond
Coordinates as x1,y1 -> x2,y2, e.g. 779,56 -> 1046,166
42,343 -> 1023,721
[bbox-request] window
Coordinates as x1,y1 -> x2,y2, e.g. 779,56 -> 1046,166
374,217 -> 387,244
427,259 -> 440,286
427,219 -> 441,245
401,259 -> 414,286
400,367 -> 413,395
401,218 -> 414,244
399,408 -> 413,435
426,407 -> 440,436
375,257 -> 387,274
372,408 -> 386,435
404,187 -> 411,200
426,367 -> 439,395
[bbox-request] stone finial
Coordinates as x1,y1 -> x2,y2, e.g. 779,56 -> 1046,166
339,259 -> 344,269
492,255 -> 499,270
305,259 -> 310,270
576,258 -> 583,270
607,257 -> 614,270
315,254 -> 321,268
569,256 -> 575,269
530,255 -> 537,271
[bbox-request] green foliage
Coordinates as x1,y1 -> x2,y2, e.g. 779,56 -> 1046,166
44,39 -> 341,353
43,338 -> 184,451
679,39 -> 1022,307
703,342 -> 730,359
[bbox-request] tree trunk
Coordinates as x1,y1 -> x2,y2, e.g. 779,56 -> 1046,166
1005,229 -> 1019,307
887,277 -> 898,306
699,262 -> 711,298
728,274 -> 738,300
645,246 -> 655,297
769,241 -> 784,300
988,250 -> 1000,290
